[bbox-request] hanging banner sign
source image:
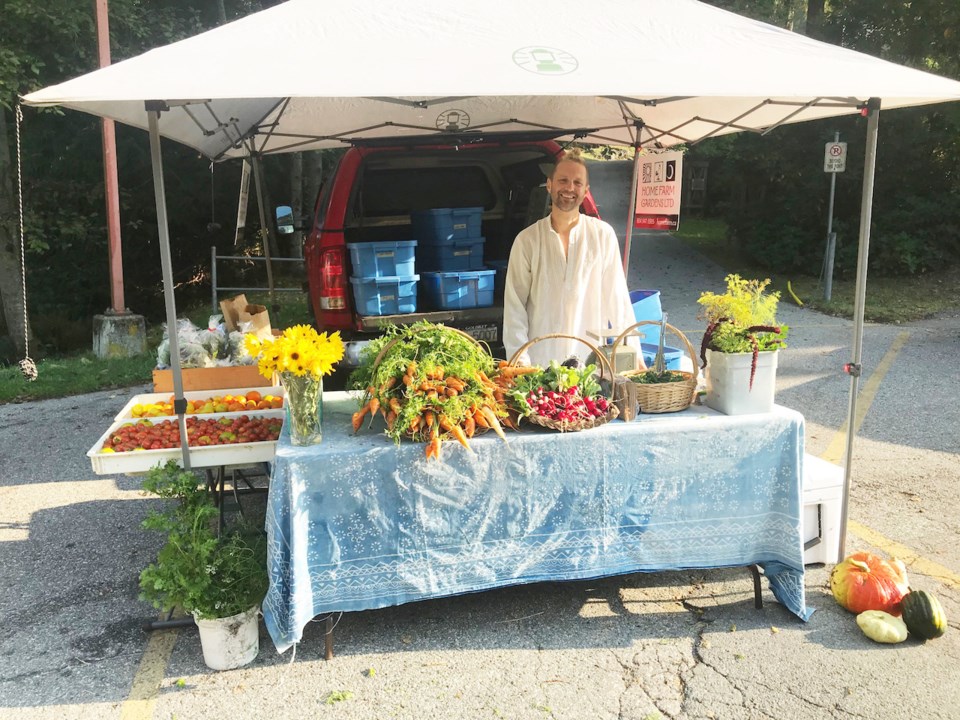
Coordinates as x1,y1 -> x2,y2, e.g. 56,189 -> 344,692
634,151 -> 683,231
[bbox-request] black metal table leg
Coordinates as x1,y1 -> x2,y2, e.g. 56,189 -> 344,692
325,614 -> 334,660
749,564 -> 763,609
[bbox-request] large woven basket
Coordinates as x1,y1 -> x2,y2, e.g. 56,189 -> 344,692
611,321 -> 698,414
507,333 -> 619,432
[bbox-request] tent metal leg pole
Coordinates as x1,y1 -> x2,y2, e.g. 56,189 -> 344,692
622,143 -> 642,276
837,97 -> 881,560
147,107 -> 191,470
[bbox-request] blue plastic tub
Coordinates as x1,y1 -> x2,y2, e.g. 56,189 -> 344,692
421,270 -> 495,310
350,275 -> 419,316
630,289 -> 663,345
417,237 -> 485,272
486,259 -> 509,301
640,342 -> 683,371
347,240 -> 417,278
412,207 -> 483,244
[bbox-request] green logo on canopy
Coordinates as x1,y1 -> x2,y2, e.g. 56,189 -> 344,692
513,47 -> 578,75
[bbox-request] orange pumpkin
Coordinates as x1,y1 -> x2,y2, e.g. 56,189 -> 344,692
830,552 -> 909,615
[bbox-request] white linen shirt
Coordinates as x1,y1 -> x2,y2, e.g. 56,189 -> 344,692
503,214 -> 636,367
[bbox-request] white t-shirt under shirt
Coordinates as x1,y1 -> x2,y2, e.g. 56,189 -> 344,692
502,214 -> 636,368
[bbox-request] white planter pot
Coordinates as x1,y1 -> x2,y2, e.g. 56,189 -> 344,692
193,605 -> 260,671
704,348 -> 778,415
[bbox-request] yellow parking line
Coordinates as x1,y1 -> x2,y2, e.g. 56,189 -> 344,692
819,329 -> 960,588
821,330 -> 911,464
847,519 -> 960,590
119,627 -> 179,720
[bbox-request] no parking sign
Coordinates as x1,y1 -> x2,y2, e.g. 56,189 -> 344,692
824,141 -> 847,172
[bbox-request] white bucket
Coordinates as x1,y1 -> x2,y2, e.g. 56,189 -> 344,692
704,349 -> 778,415
194,605 -> 260,671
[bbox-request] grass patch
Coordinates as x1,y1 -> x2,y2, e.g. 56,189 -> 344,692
0,352 -> 155,404
673,218 -> 960,323
1,294 -> 315,405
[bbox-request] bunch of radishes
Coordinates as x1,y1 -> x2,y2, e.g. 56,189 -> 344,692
526,386 -> 609,423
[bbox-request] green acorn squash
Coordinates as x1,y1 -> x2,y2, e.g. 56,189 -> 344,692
900,589 -> 947,640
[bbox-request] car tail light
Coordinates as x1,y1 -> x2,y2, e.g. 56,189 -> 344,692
319,248 -> 348,311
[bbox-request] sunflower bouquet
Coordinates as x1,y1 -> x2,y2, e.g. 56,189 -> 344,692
244,325 -> 344,445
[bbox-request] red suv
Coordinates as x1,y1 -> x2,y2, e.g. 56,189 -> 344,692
302,131 -> 600,383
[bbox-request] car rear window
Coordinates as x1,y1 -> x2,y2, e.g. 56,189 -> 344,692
357,166 -> 497,217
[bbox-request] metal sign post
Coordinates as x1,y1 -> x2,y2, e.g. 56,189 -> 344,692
823,134 -> 846,301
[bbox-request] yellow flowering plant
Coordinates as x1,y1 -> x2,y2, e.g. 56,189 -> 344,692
243,325 -> 345,380
244,325 -> 344,445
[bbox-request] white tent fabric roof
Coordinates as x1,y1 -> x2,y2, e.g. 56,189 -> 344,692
22,0 -> 960,160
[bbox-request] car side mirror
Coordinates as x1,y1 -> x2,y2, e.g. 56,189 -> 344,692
275,205 -> 295,235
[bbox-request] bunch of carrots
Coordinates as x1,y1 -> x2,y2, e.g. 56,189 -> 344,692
349,322 -> 532,461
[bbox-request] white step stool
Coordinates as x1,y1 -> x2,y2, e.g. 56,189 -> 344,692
801,454 -> 845,565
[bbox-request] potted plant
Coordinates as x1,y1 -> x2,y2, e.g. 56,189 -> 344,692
697,274 -> 788,415
139,461 -> 268,670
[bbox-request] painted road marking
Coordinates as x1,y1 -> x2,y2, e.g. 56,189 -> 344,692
821,329 -> 960,588
821,330 -> 910,464
120,626 -> 179,720
848,519 -> 960,590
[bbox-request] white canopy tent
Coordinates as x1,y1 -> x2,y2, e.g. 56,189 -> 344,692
24,0 -> 960,556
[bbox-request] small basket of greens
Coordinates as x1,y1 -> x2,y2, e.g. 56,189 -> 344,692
611,320 -> 698,414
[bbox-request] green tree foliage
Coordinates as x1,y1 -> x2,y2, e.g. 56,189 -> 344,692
1,0 -> 292,357
695,0 -> 960,277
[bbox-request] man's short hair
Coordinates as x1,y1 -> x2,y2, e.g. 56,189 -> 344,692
552,148 -> 589,182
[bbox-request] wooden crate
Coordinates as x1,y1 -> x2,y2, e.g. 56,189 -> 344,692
152,365 -> 268,392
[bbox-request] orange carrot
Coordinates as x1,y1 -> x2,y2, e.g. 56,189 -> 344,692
380,377 -> 397,393
463,414 -> 476,438
440,416 -> 472,452
368,397 -> 380,416
389,397 -> 402,415
424,410 -> 435,429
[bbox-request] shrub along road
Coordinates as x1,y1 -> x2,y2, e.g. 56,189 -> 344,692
0,163 -> 957,718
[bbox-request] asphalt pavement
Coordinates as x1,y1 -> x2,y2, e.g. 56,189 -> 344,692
0,161 -> 958,719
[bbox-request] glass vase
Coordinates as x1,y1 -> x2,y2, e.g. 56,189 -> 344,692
280,372 -> 324,446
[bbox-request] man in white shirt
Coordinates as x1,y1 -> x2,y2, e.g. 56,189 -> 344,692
503,151 -> 636,367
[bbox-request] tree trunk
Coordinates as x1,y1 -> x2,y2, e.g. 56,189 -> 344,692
290,152 -> 303,258
806,0 -> 825,39
0,108 -> 35,361
305,151 -> 324,216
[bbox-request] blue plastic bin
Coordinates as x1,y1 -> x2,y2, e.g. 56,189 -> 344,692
486,259 -> 509,301
421,270 -> 495,310
640,342 -> 683,371
630,289 -> 663,345
417,237 -> 485,272
411,207 -> 483,244
347,240 -> 417,278
350,275 -> 419,316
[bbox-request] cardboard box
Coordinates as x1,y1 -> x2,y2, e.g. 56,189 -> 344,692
219,293 -> 273,340
152,365 -> 269,392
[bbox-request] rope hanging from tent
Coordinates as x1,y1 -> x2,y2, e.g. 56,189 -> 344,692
14,104 -> 37,382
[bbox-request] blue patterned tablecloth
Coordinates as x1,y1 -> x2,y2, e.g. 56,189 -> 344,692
263,392 -> 812,653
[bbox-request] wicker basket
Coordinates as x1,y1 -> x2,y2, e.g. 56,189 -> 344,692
611,321 -> 698,414
507,333 -> 619,432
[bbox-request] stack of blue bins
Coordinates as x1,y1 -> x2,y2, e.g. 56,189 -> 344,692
630,289 -> 683,370
347,240 -> 419,315
411,207 -> 495,310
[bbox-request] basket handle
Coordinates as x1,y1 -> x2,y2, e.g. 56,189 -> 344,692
610,321 -> 699,382
507,333 -> 615,382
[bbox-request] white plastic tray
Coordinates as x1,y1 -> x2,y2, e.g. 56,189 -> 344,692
113,385 -> 284,422
87,409 -> 285,475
